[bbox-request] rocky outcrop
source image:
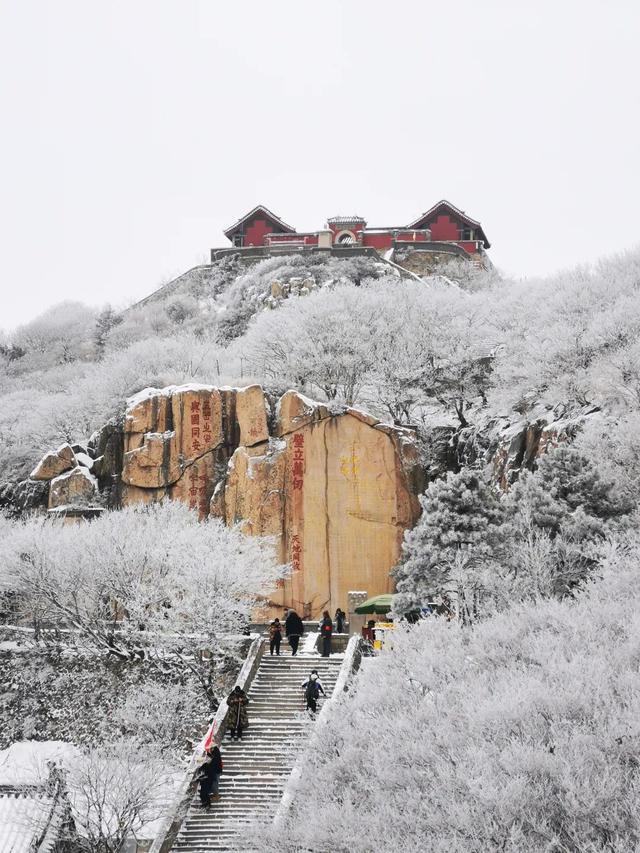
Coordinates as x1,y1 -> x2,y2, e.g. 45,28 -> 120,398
30,444 -> 76,481
213,392 -> 423,619
119,385 -> 423,617
120,385 -> 240,518
89,419 -> 124,506
48,466 -> 98,510
8,384 -> 424,617
0,479 -> 49,515
490,405 -> 601,489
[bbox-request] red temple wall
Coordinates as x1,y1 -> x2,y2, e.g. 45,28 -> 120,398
428,214 -> 460,241
328,222 -> 365,238
362,232 -> 393,249
243,218 -> 283,246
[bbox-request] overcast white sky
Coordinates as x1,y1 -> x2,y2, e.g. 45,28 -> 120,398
1,0 -> 639,330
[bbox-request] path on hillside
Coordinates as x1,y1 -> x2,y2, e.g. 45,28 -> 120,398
171,644 -> 343,852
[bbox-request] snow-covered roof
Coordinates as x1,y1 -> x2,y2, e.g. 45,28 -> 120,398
0,742 -> 79,853
326,215 -> 367,225
0,791 -> 59,853
223,205 -> 296,238
407,200 -> 490,247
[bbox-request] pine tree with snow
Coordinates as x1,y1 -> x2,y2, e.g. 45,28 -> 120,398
498,446 -> 636,598
504,445 -> 634,537
393,468 -> 504,614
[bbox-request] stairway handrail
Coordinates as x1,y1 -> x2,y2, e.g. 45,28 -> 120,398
148,635 -> 265,853
273,635 -> 364,828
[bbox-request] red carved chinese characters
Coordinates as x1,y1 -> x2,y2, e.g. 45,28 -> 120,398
188,468 -> 199,511
202,400 -> 213,446
292,433 -> 304,490
190,400 -> 202,451
290,533 -> 302,572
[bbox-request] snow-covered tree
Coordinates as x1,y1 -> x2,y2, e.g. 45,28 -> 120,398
93,305 -> 123,358
0,502 -> 285,707
241,282 -> 380,403
65,740 -> 175,853
494,446 -> 636,599
393,468 -> 504,617
12,302 -> 96,369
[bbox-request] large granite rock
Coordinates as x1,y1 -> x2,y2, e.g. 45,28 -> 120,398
48,466 -> 98,509
115,385 -> 423,617
213,392 -> 422,619
121,385 -> 238,491
12,384 -> 424,616
30,444 -> 76,481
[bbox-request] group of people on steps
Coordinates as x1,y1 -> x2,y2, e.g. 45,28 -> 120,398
198,683 -> 250,809
199,607 -> 346,809
269,607 -> 346,656
197,607 -> 346,809
198,664 -> 327,809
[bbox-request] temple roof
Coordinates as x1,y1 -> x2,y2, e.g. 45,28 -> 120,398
407,199 -> 490,247
327,215 -> 367,226
223,204 -> 296,238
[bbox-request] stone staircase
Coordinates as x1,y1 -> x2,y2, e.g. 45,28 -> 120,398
170,645 -> 343,852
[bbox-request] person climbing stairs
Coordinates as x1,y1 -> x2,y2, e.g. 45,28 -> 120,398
171,644 -> 343,852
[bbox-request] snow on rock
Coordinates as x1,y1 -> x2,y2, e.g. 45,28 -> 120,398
27,384 -> 424,620
48,466 -> 98,510
30,443 -> 76,481
74,452 -> 94,471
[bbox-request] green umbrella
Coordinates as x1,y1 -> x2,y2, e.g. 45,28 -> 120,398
354,593 -> 395,615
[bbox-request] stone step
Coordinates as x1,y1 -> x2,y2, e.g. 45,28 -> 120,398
171,647 -> 347,852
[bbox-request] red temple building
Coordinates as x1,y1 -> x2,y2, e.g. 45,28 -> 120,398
217,201 -> 491,264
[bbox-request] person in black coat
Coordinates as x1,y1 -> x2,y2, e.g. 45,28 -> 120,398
320,610 -> 333,657
285,609 -> 304,656
334,607 -> 346,633
198,745 -> 223,808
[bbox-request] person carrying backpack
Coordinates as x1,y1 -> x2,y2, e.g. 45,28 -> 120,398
301,671 -> 325,713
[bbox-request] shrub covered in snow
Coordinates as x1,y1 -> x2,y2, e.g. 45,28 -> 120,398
0,502 -> 285,708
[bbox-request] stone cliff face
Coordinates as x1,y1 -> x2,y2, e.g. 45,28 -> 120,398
213,390 -> 423,619
18,384 -> 424,619
6,382 -> 597,616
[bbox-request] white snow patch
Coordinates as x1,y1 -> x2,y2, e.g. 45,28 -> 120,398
301,632 -> 319,654
126,386 -> 170,409
75,452 -> 94,470
0,741 -> 80,786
